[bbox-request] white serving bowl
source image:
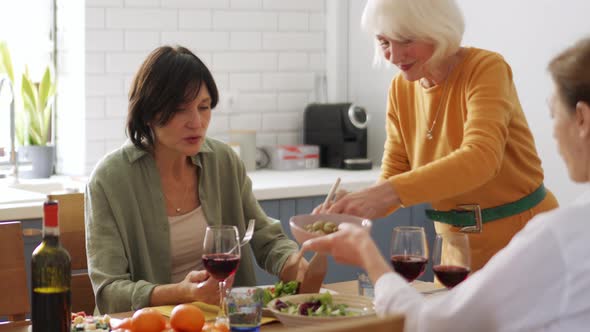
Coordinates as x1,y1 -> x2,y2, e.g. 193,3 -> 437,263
289,213 -> 372,245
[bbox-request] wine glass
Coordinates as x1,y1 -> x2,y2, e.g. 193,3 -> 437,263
202,225 -> 241,323
390,226 -> 428,282
432,232 -> 471,288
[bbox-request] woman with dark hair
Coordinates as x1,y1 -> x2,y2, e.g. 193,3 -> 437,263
85,46 -> 302,314
304,37 -> 590,331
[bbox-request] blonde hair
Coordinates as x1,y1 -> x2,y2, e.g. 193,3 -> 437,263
361,0 -> 465,70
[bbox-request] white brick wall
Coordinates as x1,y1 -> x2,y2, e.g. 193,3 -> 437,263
75,0 -> 326,174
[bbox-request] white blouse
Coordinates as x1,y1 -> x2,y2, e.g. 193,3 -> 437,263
169,206 -> 208,283
375,190 -> 590,332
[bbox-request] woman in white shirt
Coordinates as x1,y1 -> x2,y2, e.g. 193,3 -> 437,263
302,37 -> 590,331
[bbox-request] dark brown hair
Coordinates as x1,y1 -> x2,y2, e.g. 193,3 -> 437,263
127,45 -> 219,150
548,37 -> 590,111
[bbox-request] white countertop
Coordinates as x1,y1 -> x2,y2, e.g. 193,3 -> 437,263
0,168 -> 382,221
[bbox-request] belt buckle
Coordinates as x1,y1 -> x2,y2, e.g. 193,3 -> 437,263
457,204 -> 483,233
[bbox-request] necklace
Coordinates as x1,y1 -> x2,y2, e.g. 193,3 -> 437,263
163,179 -> 191,214
421,63 -> 453,140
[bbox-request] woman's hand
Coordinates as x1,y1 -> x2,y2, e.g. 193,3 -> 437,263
301,223 -> 392,284
325,181 -> 400,219
181,270 -> 220,305
150,270 -> 229,306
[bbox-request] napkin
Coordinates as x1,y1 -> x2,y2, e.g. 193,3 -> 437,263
151,301 -> 277,325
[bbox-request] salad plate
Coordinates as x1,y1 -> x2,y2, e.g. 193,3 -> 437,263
266,293 -> 375,327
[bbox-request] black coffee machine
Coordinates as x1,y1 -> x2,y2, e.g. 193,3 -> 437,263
304,103 -> 371,169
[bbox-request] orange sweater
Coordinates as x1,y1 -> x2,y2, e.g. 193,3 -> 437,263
383,47 -> 548,211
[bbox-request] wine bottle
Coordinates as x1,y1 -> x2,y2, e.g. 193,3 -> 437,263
31,200 -> 72,332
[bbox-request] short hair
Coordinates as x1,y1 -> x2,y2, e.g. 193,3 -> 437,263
548,37 -> 590,111
361,0 -> 465,70
127,45 -> 219,151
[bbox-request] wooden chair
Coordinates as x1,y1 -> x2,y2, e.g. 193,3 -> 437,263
48,192 -> 96,315
0,222 -> 31,328
286,314 -> 405,332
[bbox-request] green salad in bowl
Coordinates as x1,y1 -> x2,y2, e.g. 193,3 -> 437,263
260,280 -> 300,305
266,293 -> 375,327
273,292 -> 355,317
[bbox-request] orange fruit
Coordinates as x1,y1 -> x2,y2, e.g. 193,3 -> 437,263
169,304 -> 205,332
213,322 -> 229,332
131,308 -> 166,332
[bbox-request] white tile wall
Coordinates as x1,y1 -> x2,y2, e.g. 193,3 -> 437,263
75,0 -> 326,174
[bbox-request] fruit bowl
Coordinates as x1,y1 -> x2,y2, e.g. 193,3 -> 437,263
289,213 -> 372,244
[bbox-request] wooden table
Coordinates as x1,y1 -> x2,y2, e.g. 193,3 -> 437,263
3,280 -> 439,332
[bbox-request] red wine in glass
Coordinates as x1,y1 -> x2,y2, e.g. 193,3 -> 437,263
202,253 -> 240,281
391,255 -> 428,282
203,225 -> 241,324
432,233 -> 471,289
433,265 -> 470,288
390,226 -> 429,283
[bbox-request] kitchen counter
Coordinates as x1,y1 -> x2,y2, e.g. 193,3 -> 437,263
0,167 -> 382,221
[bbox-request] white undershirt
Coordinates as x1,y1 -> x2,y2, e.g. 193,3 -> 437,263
168,206 -> 208,283
374,189 -> 590,331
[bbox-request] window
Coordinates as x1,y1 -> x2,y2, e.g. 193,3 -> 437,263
0,0 -> 55,158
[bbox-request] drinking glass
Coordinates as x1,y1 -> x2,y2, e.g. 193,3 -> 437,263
227,288 -> 263,332
390,226 -> 428,282
203,225 -> 241,323
432,232 -> 471,288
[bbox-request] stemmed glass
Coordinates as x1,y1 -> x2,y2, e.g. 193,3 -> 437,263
390,226 -> 429,282
432,232 -> 471,288
202,225 -> 241,323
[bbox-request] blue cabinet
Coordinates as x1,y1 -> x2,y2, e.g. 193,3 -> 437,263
254,197 -> 435,285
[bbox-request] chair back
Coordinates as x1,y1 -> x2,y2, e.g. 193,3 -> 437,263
48,192 -> 95,315
0,222 -> 30,327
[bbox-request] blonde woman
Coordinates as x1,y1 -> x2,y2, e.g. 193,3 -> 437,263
305,37 -> 590,332
319,0 -> 558,271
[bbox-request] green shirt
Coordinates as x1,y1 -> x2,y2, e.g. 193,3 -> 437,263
85,138 -> 298,314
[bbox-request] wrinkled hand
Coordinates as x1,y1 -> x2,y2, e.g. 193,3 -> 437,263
325,182 -> 400,219
302,223 -> 392,284
312,189 -> 349,214
301,223 -> 375,268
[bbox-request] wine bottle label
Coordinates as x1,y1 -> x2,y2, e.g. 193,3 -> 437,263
44,200 -> 59,227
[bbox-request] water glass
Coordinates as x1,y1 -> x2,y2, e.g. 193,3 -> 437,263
357,272 -> 374,298
227,288 -> 263,332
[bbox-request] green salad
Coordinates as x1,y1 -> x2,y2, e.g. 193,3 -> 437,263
258,280 -> 300,305
273,292 -> 357,317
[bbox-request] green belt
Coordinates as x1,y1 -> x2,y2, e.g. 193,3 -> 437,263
425,184 -> 547,227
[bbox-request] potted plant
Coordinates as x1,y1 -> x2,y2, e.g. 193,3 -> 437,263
0,41 -> 57,178
18,66 -> 57,178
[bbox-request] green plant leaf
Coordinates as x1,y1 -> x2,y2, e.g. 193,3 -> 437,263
38,67 -> 51,114
17,64 -> 56,146
21,71 -> 42,145
0,41 -> 15,82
